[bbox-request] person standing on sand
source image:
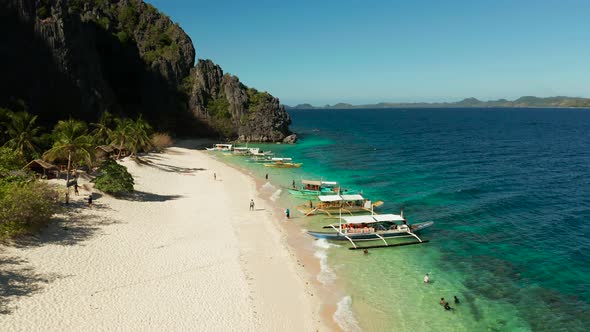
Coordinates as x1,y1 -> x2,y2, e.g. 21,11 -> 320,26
74,182 -> 79,196
214,172 -> 216,181
250,199 -> 255,211
285,208 -> 290,219
265,173 -> 268,180
88,194 -> 93,206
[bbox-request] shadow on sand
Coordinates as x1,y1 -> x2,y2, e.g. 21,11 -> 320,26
135,156 -> 206,174
119,190 -> 183,202
0,255 -> 49,314
0,206 -> 122,314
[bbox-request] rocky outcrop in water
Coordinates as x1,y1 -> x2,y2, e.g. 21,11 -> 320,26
1,0 -> 292,141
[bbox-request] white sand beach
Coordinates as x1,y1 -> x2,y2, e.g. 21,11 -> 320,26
0,146 -> 328,331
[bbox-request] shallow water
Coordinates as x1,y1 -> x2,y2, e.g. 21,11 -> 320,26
212,108 -> 590,331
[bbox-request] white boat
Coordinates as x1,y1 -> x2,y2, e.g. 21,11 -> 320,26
307,213 -> 433,249
297,194 -> 383,217
206,143 -> 233,151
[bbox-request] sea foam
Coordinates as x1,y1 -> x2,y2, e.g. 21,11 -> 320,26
333,296 -> 361,332
270,188 -> 282,202
313,239 -> 338,284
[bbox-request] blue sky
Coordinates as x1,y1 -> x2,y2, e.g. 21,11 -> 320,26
147,0 -> 590,105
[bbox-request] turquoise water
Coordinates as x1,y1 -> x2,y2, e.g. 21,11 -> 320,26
214,108 -> 590,331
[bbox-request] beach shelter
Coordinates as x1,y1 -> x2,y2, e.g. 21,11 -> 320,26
23,159 -> 60,179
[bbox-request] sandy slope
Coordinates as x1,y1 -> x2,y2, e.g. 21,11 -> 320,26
0,147 -> 325,331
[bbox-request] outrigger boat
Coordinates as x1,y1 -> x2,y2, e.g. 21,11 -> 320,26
206,143 -> 233,151
263,157 -> 302,168
307,213 -> 433,249
297,194 -> 383,217
288,179 -> 359,198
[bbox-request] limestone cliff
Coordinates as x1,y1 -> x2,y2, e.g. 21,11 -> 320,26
188,60 -> 291,142
0,0 -> 292,141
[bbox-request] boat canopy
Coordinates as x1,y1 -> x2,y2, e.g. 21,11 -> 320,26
342,214 -> 405,224
233,147 -> 249,150
318,195 -> 342,202
271,157 -> 293,161
302,180 -> 322,186
321,181 -> 338,186
340,194 -> 364,201
318,194 -> 365,202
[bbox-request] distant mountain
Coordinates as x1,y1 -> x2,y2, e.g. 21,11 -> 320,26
285,96 -> 590,109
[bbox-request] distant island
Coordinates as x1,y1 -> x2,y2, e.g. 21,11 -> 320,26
286,96 -> 590,109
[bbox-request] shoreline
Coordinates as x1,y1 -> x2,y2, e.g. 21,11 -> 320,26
0,144 -> 334,331
212,151 -> 348,331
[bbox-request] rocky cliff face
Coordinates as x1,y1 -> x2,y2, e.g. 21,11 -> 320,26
1,0 -> 292,141
188,60 -> 291,142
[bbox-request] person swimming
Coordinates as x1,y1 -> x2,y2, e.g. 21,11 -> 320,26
439,298 -> 446,306
444,302 -> 453,311
454,295 -> 460,304
423,273 -> 430,283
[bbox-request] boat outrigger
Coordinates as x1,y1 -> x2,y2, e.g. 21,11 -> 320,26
263,157 -> 302,168
297,194 -> 383,217
307,213 -> 433,249
288,179 -> 359,198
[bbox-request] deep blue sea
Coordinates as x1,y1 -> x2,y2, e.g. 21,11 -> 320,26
222,108 -> 590,331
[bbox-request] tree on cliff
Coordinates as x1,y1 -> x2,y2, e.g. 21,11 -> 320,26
43,119 -> 94,197
1,110 -> 41,159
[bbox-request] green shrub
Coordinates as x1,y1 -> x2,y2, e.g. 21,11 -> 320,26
116,31 -> 131,44
92,159 -> 134,195
0,181 -> 59,240
0,147 -> 26,175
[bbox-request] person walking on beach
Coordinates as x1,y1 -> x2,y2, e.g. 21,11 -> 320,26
424,273 -> 430,284
87,194 -> 93,206
213,172 -> 216,181
292,180 -> 296,189
265,173 -> 268,180
249,199 -> 255,211
74,182 -> 79,196
285,208 -> 290,219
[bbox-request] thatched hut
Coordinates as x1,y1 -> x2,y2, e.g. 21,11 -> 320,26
23,159 -> 60,179
95,145 -> 128,160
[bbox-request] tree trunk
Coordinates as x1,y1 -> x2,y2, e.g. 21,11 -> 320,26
65,150 -> 72,204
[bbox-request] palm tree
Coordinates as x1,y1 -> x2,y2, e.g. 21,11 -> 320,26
2,111 -> 41,159
109,117 -> 133,159
109,115 -> 153,159
90,111 -> 113,145
127,115 -> 153,158
43,118 -> 94,196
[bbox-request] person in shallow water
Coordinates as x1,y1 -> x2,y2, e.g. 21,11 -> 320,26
439,298 -> 446,306
444,302 -> 453,311
454,295 -> 460,304
424,273 -> 430,283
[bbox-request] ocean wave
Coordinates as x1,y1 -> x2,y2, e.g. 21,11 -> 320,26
333,296 -> 362,332
313,238 -> 340,249
314,248 -> 336,284
270,188 -> 282,202
261,182 -> 276,191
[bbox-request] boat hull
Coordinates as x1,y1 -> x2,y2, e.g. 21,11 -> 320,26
307,222 -> 433,241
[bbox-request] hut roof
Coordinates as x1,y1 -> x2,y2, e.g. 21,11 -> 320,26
23,159 -> 59,170
96,145 -> 115,153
